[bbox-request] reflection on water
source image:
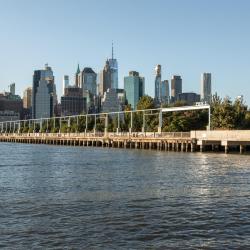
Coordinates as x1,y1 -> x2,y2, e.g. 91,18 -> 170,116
0,143 -> 250,249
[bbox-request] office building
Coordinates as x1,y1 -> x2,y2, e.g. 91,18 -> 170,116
61,86 -> 86,116
177,92 -> 200,105
78,67 -> 97,96
101,88 -> 124,113
154,65 -> 161,103
9,83 -> 15,95
201,73 -> 212,103
124,71 -> 145,110
108,44 -> 118,89
0,110 -> 20,122
99,60 -> 112,96
161,80 -> 169,104
23,87 -> 32,114
75,64 -> 81,87
32,64 -> 57,119
63,75 -> 69,94
0,92 -> 23,118
171,75 -> 182,101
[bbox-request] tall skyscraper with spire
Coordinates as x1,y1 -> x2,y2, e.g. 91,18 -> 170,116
75,63 -> 81,87
108,43 -> 118,89
99,60 -> 112,96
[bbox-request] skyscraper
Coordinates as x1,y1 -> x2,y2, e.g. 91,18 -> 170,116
78,67 -> 97,96
171,75 -> 182,101
177,92 -> 200,105
32,64 -> 57,119
99,60 -> 112,96
161,80 -> 169,104
101,88 -> 125,113
124,71 -> 145,110
154,65 -> 161,104
23,87 -> 32,109
108,43 -> 118,89
201,73 -> 212,103
63,75 -> 69,95
75,64 -> 81,87
61,86 -> 86,116
9,83 -> 15,95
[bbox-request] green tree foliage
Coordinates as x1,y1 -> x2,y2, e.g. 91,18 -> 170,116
211,93 -> 249,129
245,111 -> 250,128
18,94 -> 250,134
137,95 -> 155,110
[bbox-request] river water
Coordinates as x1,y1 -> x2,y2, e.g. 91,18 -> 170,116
0,143 -> 250,249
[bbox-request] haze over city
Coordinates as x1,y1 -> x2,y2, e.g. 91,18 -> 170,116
0,0 -> 250,103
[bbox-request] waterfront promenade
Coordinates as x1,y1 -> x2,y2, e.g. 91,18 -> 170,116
1,130 -> 250,154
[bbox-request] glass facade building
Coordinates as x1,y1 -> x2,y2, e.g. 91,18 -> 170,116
109,58 -> 118,89
108,44 -> 118,89
154,65 -> 161,104
32,64 -> 57,119
201,73 -> 212,103
78,67 -> 97,96
124,71 -> 145,110
161,80 -> 169,104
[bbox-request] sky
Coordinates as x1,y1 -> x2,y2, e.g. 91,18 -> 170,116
0,0 -> 250,104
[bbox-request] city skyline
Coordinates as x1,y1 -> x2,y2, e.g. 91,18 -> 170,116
0,0 -> 250,103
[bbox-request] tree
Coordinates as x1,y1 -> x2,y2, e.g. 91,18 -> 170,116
137,95 -> 155,110
210,94 -> 248,129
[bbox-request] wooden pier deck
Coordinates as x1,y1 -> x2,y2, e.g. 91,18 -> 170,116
1,130 -> 250,154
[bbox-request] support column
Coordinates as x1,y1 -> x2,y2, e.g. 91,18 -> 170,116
176,142 -> 179,151
158,110 -> 162,134
59,118 -> 62,133
104,114 -> 108,136
142,111 -> 145,133
85,115 -> 88,135
240,145 -> 244,154
117,112 -> 120,135
94,115 -> 97,136
76,116 -> 79,133
40,119 -> 42,133
191,143 -> 195,152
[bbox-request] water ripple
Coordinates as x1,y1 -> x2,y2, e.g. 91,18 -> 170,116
0,143 -> 250,249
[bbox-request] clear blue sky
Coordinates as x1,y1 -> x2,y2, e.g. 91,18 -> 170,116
0,0 -> 250,104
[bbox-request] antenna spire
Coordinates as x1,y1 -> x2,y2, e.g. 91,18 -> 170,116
112,42 -> 114,59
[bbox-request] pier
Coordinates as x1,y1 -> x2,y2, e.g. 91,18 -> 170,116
0,105 -> 250,154
0,132 -> 193,152
1,130 -> 250,154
